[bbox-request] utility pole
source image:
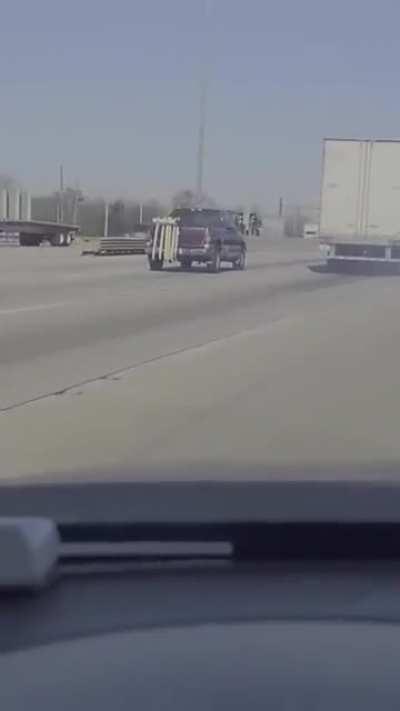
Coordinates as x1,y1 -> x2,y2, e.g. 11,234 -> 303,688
195,0 -> 213,206
72,190 -> 83,226
104,201 -> 109,238
58,164 -> 64,223
196,78 -> 207,206
72,194 -> 78,226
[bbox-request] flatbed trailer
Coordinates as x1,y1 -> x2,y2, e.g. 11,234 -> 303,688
0,220 -> 79,247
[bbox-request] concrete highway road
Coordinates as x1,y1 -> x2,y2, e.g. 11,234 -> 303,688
2,237 -> 400,482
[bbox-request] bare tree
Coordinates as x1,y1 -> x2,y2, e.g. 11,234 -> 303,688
108,200 -> 125,236
172,189 -> 197,209
0,175 -> 19,190
32,194 -> 58,222
32,189 -> 167,236
172,189 -> 217,210
143,199 -> 167,222
79,199 -> 106,236
32,187 -> 84,224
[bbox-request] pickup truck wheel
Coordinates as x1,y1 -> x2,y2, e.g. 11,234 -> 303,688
234,250 -> 246,271
207,249 -> 221,273
148,257 -> 164,271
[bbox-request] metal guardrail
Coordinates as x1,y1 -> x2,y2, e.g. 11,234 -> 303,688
95,236 -> 147,256
0,235 -> 19,247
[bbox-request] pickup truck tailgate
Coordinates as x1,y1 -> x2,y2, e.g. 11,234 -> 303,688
178,227 -> 208,248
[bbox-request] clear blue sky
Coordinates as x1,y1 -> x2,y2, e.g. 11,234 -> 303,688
1,0 -> 400,209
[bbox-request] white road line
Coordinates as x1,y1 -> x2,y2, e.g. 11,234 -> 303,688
0,302 -> 70,316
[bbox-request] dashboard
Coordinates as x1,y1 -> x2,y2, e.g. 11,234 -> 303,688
3,619 -> 400,710
4,481 -> 400,708
2,560 -> 400,709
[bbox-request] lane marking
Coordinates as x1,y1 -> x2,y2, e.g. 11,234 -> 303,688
0,302 -> 71,316
0,317 -> 289,414
0,269 -> 362,413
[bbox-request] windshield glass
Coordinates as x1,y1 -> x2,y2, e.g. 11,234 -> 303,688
171,210 -> 227,228
1,0 -> 400,503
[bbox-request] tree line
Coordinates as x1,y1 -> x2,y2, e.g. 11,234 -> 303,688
30,187 -> 219,236
31,189 -> 167,237
0,174 -> 223,236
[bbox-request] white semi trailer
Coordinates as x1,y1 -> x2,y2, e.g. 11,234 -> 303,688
320,138 -> 400,265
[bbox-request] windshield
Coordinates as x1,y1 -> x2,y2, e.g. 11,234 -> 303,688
171,210 -> 229,228
1,0 -> 400,506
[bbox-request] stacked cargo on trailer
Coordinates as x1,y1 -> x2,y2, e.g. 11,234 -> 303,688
319,138 -> 400,265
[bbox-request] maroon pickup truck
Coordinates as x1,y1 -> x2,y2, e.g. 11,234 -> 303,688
147,208 -> 247,273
